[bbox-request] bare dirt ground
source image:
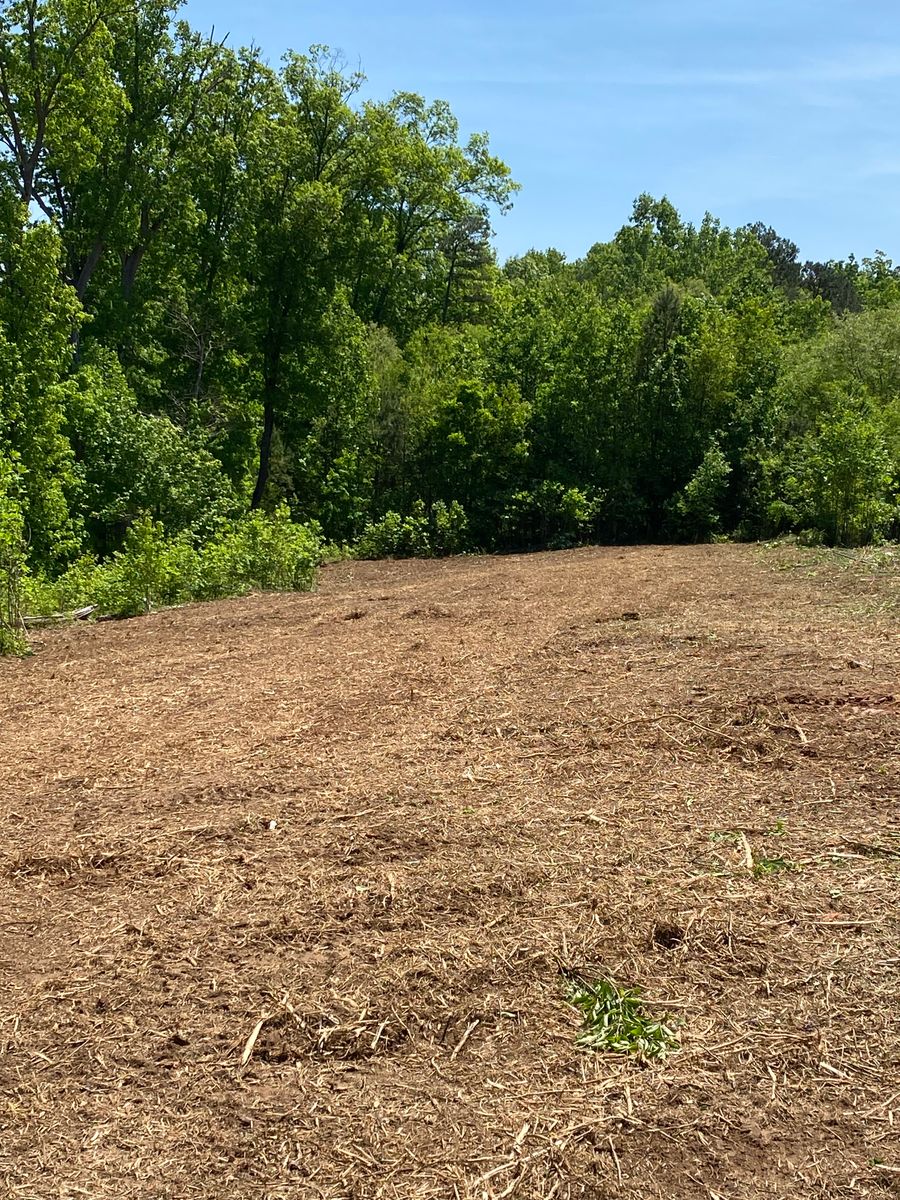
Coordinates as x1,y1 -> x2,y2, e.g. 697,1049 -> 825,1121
1,543 -> 898,1200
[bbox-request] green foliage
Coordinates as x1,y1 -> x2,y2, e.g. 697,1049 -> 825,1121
356,506 -> 431,559
430,499 -> 470,556
752,854 -> 797,878
25,516 -> 200,618
23,506 -> 322,620
1,0 -> 897,612
779,412 -> 895,545
0,204 -> 82,565
110,515 -> 189,615
501,482 -> 605,549
565,976 -> 677,1059
669,440 -> 733,540
356,499 -> 469,559
424,380 -> 530,546
66,351 -> 239,552
198,505 -> 322,597
0,459 -> 28,654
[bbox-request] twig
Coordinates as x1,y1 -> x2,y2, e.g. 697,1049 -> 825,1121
449,1018 -> 480,1061
239,1014 -> 271,1067
607,1136 -> 623,1185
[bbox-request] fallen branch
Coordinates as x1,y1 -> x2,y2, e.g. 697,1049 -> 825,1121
23,605 -> 96,628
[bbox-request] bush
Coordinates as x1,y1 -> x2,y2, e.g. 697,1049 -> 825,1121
24,554 -> 106,615
500,482 -> 605,549
355,501 -> 433,559
355,500 -> 471,559
430,500 -> 470,555
787,415 -> 895,545
669,440 -> 732,540
198,505 -> 322,597
110,516 -> 199,615
66,352 -> 238,554
25,517 -> 200,618
20,506 -> 323,622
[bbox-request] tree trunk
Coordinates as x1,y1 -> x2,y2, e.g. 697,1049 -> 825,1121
121,205 -> 154,300
251,387 -> 276,509
121,244 -> 147,300
441,248 -> 458,325
73,240 -> 106,301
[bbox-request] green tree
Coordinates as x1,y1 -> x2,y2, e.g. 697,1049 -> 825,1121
786,411 -> 894,545
0,194 -> 81,562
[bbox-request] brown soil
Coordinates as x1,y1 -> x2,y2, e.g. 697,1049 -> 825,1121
1,544 -> 898,1200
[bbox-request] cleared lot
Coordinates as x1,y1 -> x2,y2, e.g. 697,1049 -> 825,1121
1,544 -> 898,1199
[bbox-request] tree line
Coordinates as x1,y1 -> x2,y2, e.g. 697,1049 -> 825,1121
1,0 -> 898,647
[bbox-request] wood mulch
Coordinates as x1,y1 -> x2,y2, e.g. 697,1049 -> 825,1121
1,544 -> 898,1198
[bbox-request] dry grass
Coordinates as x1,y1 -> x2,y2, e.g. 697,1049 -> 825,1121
0,543 -> 898,1199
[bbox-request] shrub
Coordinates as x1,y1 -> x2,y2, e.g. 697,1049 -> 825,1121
501,482 -> 604,549
20,506 -> 323,623
107,516 -> 198,615
198,505 -> 322,597
669,440 -> 732,540
66,352 -> 238,554
355,501 -> 432,559
355,499 -> 472,559
23,554 -> 110,616
430,500 -> 470,556
785,415 -> 895,545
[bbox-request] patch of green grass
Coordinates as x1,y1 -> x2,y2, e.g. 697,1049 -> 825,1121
564,976 -> 677,1059
752,854 -> 797,878
759,541 -> 900,616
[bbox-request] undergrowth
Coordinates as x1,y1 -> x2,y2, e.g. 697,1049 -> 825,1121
22,506 -> 323,624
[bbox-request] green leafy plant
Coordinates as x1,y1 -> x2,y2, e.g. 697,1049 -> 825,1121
501,482 -> 605,550
111,515 -> 192,615
355,498 -> 469,559
21,506 -> 322,623
778,409 -> 895,546
23,555 -> 104,616
197,505 -> 322,597
669,439 -> 732,540
430,499 -> 470,555
355,504 -> 431,559
752,854 -> 797,878
709,829 -> 741,845
0,462 -> 28,654
565,976 -> 677,1058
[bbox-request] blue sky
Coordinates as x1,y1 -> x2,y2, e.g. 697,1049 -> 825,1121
183,0 -> 900,265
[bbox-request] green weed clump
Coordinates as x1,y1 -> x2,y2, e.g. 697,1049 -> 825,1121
565,976 -> 677,1059
752,854 -> 797,878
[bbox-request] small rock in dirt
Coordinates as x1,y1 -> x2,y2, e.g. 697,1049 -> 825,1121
621,611 -> 640,621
